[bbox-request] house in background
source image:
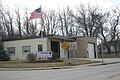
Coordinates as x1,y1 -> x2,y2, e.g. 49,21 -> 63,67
98,41 -> 120,54
2,35 -> 97,60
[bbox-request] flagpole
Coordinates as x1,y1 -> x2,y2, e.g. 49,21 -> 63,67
29,5 -> 43,51
40,5 -> 43,51
41,18 -> 43,51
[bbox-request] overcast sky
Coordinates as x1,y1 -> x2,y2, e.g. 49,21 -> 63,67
1,0 -> 120,12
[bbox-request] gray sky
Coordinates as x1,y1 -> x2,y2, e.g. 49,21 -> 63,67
1,0 -> 120,12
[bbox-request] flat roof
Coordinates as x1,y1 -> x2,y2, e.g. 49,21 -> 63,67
2,35 -> 75,42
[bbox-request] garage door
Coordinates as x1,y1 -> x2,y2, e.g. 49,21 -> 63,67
88,43 -> 95,59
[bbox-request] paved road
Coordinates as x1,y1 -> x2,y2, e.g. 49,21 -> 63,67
0,63 -> 120,80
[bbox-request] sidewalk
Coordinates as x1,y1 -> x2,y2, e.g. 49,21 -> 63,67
78,58 -> 120,66
77,58 -> 120,62
0,58 -> 120,71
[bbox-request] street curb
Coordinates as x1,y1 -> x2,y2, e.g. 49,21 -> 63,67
0,66 -> 72,71
87,62 -> 120,66
0,58 -> 120,71
0,62 -> 119,71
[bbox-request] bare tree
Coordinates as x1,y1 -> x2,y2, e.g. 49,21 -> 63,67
22,9 -> 37,37
110,7 -> 120,55
76,4 -> 120,54
76,4 -> 103,37
23,9 -> 29,37
58,7 -> 75,37
5,9 -> 15,38
0,2 -> 6,38
58,11 -> 65,36
98,9 -> 120,54
28,21 -> 38,37
41,9 -> 59,35
15,8 -> 22,38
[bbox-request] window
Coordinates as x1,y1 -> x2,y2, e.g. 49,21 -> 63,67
22,46 -> 31,54
38,45 -> 42,51
7,47 -> 15,54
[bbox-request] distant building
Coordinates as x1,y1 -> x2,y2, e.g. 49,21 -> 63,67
2,35 -> 97,60
98,41 -> 120,53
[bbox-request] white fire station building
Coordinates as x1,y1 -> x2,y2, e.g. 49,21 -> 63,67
2,35 -> 97,60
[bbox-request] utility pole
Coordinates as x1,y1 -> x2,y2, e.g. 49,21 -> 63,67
101,40 -> 105,65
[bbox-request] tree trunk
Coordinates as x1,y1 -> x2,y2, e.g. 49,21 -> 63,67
115,46 -> 118,55
107,47 -> 111,54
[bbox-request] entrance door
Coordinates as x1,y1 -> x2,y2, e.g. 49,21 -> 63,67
51,41 -> 60,58
88,43 -> 95,59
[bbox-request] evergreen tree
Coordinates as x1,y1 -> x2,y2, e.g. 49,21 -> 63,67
0,39 -> 11,61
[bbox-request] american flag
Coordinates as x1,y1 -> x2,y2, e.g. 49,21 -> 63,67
29,7 -> 42,20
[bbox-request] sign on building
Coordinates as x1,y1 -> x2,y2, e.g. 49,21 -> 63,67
69,42 -> 77,50
61,41 -> 69,50
37,51 -> 52,58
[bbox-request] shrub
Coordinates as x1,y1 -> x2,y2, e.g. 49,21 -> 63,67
0,50 -> 11,61
52,52 -> 59,60
26,53 -> 37,62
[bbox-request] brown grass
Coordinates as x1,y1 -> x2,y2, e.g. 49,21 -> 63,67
0,59 -> 99,68
98,53 -> 120,58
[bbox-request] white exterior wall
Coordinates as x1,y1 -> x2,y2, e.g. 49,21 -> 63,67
60,43 -> 65,58
3,38 -> 48,60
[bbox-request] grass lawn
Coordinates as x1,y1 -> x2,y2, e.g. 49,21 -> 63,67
0,59 -> 100,68
99,53 -> 120,58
